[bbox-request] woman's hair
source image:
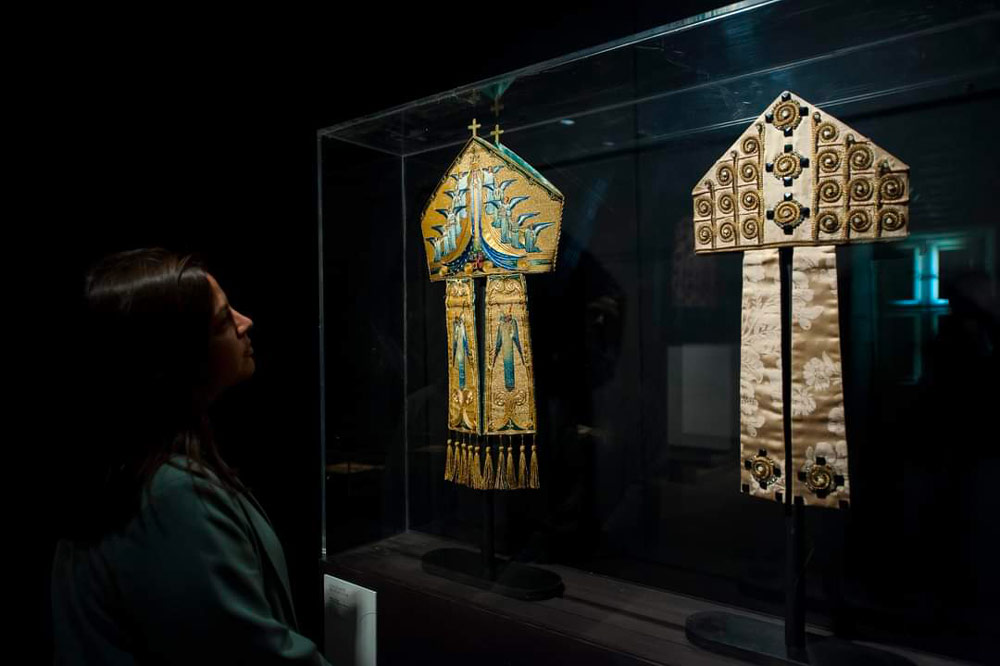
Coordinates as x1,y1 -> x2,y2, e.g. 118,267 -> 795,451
58,248 -> 244,540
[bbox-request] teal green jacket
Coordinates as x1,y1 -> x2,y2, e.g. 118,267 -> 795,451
51,457 -> 330,665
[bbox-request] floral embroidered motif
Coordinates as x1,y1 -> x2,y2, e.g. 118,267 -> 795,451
827,405 -> 845,436
739,250 -> 785,499
803,351 -> 841,391
791,246 -> 849,507
791,384 -> 816,417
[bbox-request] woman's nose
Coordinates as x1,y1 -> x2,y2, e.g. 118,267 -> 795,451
234,309 -> 253,334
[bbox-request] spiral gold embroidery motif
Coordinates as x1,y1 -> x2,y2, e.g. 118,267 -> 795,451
817,122 -> 838,143
849,178 -> 873,202
848,145 -> 874,170
716,164 -> 734,186
879,209 -> 905,231
849,210 -> 872,232
818,149 -> 840,172
774,201 -> 803,229
750,454 -> 777,487
773,153 -> 802,180
741,190 -> 760,211
741,218 -> 759,240
819,180 -> 842,203
697,225 -> 714,244
740,162 -> 758,183
718,194 -> 735,214
719,222 -> 736,242
741,136 -> 760,155
818,211 -> 841,234
879,175 -> 905,201
806,464 -> 835,493
772,100 -> 802,132
695,197 -> 713,218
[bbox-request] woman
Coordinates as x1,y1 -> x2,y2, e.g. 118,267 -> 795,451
51,248 -> 330,665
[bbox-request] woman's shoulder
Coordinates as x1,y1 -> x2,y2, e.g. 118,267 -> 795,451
146,455 -> 231,508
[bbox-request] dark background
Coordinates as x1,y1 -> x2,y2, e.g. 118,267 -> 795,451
25,2 -> 724,660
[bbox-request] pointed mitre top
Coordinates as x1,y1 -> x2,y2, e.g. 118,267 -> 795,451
420,134 -> 564,281
692,91 -> 910,253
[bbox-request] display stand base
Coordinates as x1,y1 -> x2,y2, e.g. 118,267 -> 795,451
421,547 -> 564,601
685,611 -> 916,666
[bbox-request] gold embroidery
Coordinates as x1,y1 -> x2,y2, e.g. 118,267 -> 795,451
484,274 -> 536,435
446,279 -> 479,433
740,249 -> 785,501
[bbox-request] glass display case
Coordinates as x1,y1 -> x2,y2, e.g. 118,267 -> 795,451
318,1 -> 999,662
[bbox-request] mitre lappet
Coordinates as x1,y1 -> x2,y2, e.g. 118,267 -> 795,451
692,92 -> 910,508
420,120 -> 564,490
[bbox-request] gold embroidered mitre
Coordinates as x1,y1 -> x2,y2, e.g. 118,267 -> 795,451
420,134 -> 564,280
424,123 -> 561,491
692,91 -> 910,252
692,92 -> 911,510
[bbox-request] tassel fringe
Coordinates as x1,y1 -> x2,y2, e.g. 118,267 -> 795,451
517,444 -> 527,489
529,444 -> 540,489
482,445 -> 494,489
505,445 -> 516,488
472,446 -> 482,489
444,438 -> 454,482
445,434 -> 540,491
495,445 -> 509,490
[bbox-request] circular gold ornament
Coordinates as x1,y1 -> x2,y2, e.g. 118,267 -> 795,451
849,178 -> 873,201
817,122 -> 839,143
716,164 -> 734,186
806,464 -> 835,493
848,144 -> 874,170
818,149 -> 841,172
818,212 -> 841,234
697,225 -> 713,244
741,190 -> 760,211
718,222 -> 736,242
749,454 -> 777,486
773,153 -> 803,181
718,194 -> 735,214
741,136 -> 760,155
772,100 -> 802,132
849,210 -> 872,232
740,162 -> 758,183
774,200 -> 804,230
879,209 -> 906,231
879,175 -> 905,201
695,197 -> 713,218
742,218 -> 759,239
819,180 -> 842,203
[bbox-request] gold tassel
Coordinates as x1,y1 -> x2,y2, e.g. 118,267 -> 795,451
517,443 -> 527,489
444,438 -> 454,482
463,442 -> 472,487
482,443 -> 494,489
494,443 -> 509,490
529,443 -> 540,489
456,443 -> 465,487
472,446 -> 482,490
505,445 -> 516,488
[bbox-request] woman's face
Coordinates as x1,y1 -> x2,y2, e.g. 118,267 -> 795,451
206,273 -> 255,399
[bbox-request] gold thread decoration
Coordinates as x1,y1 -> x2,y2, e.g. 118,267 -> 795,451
444,437 -> 454,481
529,443 -> 540,489
494,443 -> 509,490
517,440 -> 527,489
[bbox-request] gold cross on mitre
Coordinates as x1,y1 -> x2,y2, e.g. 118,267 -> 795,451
491,124 -> 504,144
467,118 -> 482,137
